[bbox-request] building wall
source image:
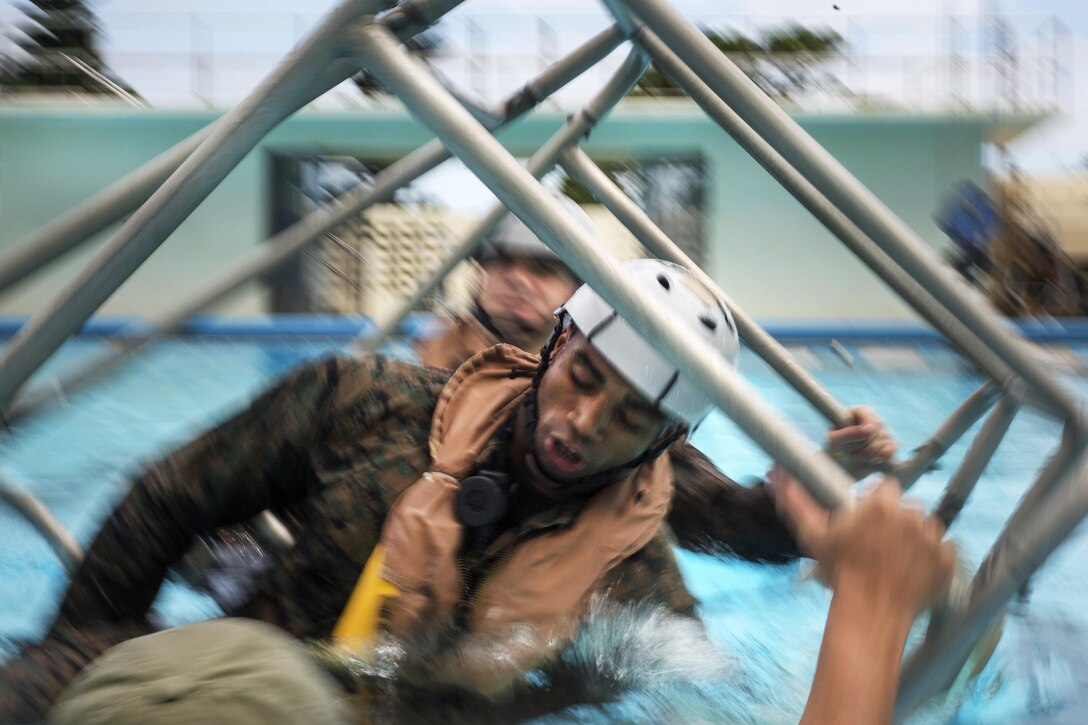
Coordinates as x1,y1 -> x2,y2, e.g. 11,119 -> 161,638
0,102 -> 1002,320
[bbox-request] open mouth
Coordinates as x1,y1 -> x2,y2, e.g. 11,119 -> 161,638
542,434 -> 585,476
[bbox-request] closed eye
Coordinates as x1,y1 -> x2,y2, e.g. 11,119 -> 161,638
616,411 -> 647,433
570,368 -> 596,391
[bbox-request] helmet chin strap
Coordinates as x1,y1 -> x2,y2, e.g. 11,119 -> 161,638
471,302 -> 506,341
518,316 -> 685,501
474,301 -> 540,342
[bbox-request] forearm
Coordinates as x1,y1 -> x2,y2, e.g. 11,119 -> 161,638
801,585 -> 914,725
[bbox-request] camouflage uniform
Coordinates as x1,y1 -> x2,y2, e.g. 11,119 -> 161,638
0,352 -> 796,722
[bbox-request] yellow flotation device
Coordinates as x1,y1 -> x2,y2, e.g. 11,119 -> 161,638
332,545 -> 400,651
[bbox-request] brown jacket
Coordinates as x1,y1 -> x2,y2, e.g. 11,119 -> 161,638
378,345 -> 673,693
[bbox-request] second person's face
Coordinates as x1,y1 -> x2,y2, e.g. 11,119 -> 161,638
477,256 -> 577,351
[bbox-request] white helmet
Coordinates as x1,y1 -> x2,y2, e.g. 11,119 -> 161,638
561,259 -> 739,427
476,191 -> 595,271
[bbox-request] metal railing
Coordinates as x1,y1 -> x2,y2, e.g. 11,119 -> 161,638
0,1 -> 1084,720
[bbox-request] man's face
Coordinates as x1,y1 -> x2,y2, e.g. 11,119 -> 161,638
533,329 -> 669,482
477,256 -> 578,350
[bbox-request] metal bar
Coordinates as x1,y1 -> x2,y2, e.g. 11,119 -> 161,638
933,396 -> 1019,527
629,27 -> 1017,395
1,24 -> 624,425
895,447 -> 1088,718
624,0 -> 1079,423
894,381 -> 1002,489
379,0 -> 462,36
60,52 -> 147,108
0,474 -> 83,573
355,23 -> 857,509
0,55 -> 362,301
0,0 -> 464,302
0,3 -> 390,409
987,423 -> 1087,552
358,48 -> 649,353
561,146 -> 851,429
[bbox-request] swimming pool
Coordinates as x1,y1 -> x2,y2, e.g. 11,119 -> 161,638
1,331 -> 1086,723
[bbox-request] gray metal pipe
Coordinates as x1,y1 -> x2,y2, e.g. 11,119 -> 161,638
629,27 -> 1018,397
0,0 -> 466,303
624,0 -> 1078,423
355,23 -> 857,509
0,476 -> 83,573
0,58 -> 360,301
561,145 -> 852,429
933,397 -> 1019,527
895,448 -> 1088,718
986,422 -> 1087,555
2,24 -> 624,425
358,48 -> 649,353
0,2 -> 392,409
894,381 -> 1002,489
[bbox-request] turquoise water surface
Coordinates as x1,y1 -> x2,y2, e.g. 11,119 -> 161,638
1,335 -> 1086,723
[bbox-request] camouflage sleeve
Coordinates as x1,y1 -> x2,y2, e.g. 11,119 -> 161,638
54,355 -> 350,627
667,440 -> 801,564
597,528 -> 700,618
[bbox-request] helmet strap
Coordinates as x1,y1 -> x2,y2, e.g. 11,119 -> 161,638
470,302 -> 505,341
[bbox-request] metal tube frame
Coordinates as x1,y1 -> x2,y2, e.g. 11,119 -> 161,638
2,1 -> 1084,718
2,24 -> 626,425
600,4 -> 1088,714
933,396 -> 1019,528
561,145 -> 852,429
353,21 -> 857,509
623,0 -> 1080,425
358,47 -> 648,353
894,381 -> 1002,489
895,443 -> 1088,717
627,26 -> 1017,392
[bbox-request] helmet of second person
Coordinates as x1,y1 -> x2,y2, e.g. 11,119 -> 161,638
472,193 -> 590,353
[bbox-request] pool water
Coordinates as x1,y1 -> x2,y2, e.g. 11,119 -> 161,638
1,336 -> 1086,723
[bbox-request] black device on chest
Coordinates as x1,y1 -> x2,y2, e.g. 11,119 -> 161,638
455,470 -> 513,549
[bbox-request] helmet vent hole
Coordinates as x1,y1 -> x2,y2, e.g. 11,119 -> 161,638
699,313 -> 718,331
657,274 -> 671,290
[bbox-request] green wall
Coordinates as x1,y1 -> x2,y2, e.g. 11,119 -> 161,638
0,101 -> 1012,320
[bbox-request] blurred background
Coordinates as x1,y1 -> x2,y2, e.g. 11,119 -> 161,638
0,0 -> 1084,322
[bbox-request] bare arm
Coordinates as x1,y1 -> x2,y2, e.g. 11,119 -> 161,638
773,470 -> 955,725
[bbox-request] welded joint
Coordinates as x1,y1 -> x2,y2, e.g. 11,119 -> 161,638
380,0 -> 443,36
337,0 -> 465,67
506,25 -> 625,123
601,0 -> 644,39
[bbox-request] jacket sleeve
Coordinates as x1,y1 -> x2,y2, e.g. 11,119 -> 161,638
667,439 -> 801,564
53,356 -> 348,628
597,527 -> 701,617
